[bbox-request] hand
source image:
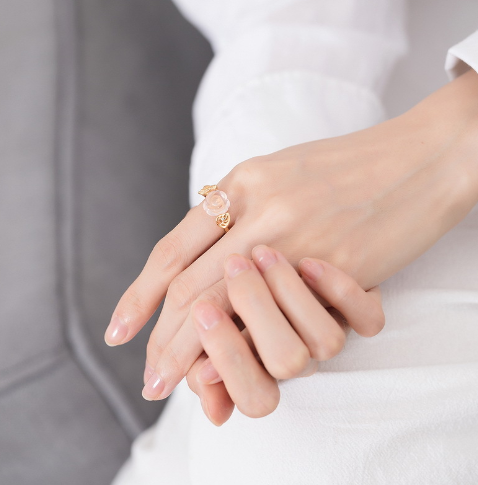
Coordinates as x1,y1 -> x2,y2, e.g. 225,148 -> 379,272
183,245 -> 384,425
105,69 -> 478,401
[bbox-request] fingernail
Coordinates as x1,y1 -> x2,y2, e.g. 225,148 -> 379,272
299,259 -> 324,280
142,372 -> 165,401
225,254 -> 251,279
252,245 -> 277,272
194,301 -> 222,331
143,362 -> 154,385
200,396 -> 213,422
200,396 -> 222,426
104,315 -> 129,346
197,360 -> 222,385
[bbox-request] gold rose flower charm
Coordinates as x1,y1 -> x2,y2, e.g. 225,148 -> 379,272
198,184 -> 231,233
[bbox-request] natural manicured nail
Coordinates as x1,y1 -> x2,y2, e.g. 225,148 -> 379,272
194,301 -> 222,331
142,372 -> 165,401
252,245 -> 277,272
200,396 -> 213,422
197,360 -> 222,385
200,396 -> 221,427
299,258 -> 324,280
143,362 -> 154,385
224,254 -> 251,279
104,315 -> 129,346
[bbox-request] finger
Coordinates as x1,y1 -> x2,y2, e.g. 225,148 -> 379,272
200,381 -> 236,427
299,258 -> 385,337
197,329 -> 319,385
365,285 -> 383,307
187,329 -> 256,427
196,326 -> 257,385
143,222 -> 259,378
142,280 -> 232,401
224,253 -> 311,379
322,289 -> 381,337
192,300 -> 280,419
185,352 -> 235,427
195,358 -> 224,385
105,202 -> 228,346
250,245 -> 346,362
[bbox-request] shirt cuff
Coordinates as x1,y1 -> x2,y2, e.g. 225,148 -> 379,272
445,30 -> 478,80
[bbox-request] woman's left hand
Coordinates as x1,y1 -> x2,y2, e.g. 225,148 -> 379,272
182,244 -> 384,425
106,70 -> 478,401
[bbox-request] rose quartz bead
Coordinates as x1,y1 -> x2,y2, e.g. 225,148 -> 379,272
203,190 -> 230,216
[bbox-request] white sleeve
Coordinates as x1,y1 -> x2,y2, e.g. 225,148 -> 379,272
173,0 -> 408,208
445,30 -> 478,80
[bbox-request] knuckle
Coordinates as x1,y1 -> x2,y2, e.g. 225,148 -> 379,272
151,234 -> 186,273
222,156 -> 277,219
146,339 -> 162,364
229,286 -> 264,313
238,291 -> 261,310
231,157 -> 264,184
268,346 -> 310,380
200,282 -> 232,315
226,157 -> 269,199
332,279 -> 356,307
121,285 -> 148,318
239,386 -> 280,419
161,345 -> 183,375
307,336 -> 327,362
328,246 -> 356,278
316,330 -> 346,361
167,275 -> 195,311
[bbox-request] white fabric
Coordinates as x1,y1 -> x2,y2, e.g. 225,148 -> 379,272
113,2 -> 478,484
445,30 -> 478,80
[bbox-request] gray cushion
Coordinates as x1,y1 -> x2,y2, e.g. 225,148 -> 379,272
0,357 -> 130,485
0,0 -> 211,483
72,0 -> 211,431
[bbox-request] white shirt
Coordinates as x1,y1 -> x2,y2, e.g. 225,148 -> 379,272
113,2 -> 478,483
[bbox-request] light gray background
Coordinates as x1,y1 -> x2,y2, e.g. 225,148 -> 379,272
384,0 -> 478,116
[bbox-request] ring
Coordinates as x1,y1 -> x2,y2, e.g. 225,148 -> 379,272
198,184 -> 231,233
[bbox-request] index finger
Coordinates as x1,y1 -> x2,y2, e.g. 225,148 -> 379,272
104,202 -> 228,346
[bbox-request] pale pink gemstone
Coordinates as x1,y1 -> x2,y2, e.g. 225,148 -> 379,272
203,190 -> 230,216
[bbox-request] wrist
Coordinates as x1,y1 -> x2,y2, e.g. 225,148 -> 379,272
402,69 -> 478,211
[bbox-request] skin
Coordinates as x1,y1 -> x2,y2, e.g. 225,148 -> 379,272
188,244 -> 384,425
105,69 -> 478,418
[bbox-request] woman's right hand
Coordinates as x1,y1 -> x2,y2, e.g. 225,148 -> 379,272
184,245 -> 384,426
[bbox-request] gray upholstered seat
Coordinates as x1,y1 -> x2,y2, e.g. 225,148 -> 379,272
0,1 -> 210,483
